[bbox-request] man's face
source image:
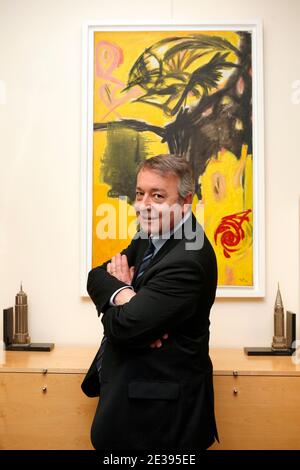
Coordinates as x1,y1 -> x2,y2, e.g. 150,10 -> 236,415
134,169 -> 190,236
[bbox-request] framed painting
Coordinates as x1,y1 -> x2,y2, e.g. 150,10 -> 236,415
81,21 -> 264,297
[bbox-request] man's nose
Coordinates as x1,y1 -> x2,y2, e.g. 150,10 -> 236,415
140,193 -> 152,208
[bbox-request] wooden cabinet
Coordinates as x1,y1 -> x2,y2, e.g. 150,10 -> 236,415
0,347 -> 98,450
210,349 -> 300,450
1,347 -> 300,449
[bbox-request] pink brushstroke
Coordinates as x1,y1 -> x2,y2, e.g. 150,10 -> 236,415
95,41 -> 142,120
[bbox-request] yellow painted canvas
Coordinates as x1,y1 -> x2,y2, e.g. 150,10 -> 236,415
91,28 -> 254,289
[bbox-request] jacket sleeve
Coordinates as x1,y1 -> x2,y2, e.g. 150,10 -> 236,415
87,239 -> 138,315
101,259 -> 206,349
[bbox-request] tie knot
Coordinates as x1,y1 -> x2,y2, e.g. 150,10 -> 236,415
147,237 -> 155,253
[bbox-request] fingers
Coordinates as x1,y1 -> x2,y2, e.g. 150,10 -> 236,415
150,339 -> 162,349
108,254 -> 131,283
115,253 -> 122,277
121,254 -> 129,271
107,256 -> 118,279
108,255 -> 121,276
150,334 -> 168,349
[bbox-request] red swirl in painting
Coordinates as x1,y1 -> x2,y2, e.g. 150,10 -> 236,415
214,209 -> 252,259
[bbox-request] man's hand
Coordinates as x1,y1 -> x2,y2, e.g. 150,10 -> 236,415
107,253 -> 135,284
150,333 -> 169,349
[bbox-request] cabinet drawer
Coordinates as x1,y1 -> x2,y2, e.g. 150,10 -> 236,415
212,375 -> 300,450
0,373 -> 97,450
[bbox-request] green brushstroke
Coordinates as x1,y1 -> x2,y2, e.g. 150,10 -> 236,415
100,124 -> 147,203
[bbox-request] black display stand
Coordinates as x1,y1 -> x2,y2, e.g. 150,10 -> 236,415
6,343 -> 54,352
244,347 -> 294,356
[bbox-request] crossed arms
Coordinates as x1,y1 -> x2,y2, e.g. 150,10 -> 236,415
87,246 -> 204,350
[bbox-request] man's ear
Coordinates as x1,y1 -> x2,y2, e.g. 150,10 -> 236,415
182,193 -> 193,212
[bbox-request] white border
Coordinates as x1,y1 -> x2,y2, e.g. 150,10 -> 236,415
81,20 -> 265,298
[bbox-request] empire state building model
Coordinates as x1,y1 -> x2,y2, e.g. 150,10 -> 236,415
271,284 -> 287,350
13,284 -> 31,345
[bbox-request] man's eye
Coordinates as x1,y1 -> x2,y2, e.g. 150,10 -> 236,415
153,194 -> 164,200
135,191 -> 144,198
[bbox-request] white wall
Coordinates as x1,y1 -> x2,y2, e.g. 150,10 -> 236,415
0,0 -> 299,347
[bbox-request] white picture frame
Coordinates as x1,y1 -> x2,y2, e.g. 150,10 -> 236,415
81,20 -> 265,298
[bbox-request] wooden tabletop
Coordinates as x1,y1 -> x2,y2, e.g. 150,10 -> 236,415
1,346 -> 300,375
0,346 -> 98,374
210,348 -> 300,376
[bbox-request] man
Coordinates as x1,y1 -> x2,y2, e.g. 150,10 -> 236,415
82,154 -> 218,451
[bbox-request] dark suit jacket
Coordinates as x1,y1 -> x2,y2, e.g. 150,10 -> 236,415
82,214 -> 218,451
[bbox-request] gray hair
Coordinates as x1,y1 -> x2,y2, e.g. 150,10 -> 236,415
137,154 -> 194,199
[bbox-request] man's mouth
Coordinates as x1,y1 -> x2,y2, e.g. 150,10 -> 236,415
139,214 -> 159,221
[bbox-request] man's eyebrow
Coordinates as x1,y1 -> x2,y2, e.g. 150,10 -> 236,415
136,186 -> 167,193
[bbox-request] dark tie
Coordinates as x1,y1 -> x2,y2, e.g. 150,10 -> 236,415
135,238 -> 156,280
